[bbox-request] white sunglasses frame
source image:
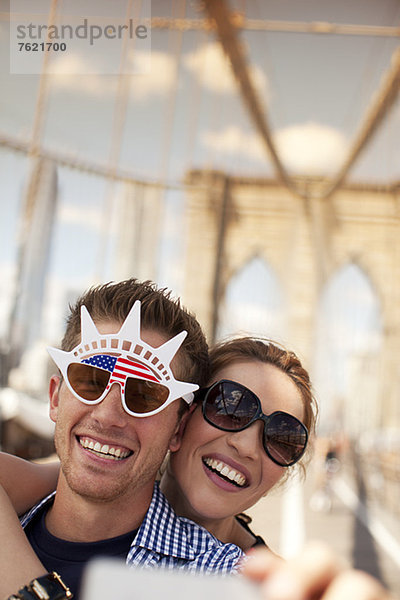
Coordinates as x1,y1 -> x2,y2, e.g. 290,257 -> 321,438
47,301 -> 198,417
53,357 -> 182,417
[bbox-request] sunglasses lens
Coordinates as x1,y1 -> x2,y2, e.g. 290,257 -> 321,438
264,413 -> 307,466
124,378 -> 170,414
67,363 -> 110,401
204,382 -> 258,429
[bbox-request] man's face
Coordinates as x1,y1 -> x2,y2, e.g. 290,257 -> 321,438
49,321 -> 183,506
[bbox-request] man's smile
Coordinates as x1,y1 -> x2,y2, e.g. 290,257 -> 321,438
78,436 -> 133,460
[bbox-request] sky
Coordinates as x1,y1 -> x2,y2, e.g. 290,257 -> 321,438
0,0 -> 397,429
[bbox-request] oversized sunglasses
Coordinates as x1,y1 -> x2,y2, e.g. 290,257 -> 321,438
200,379 -> 308,467
60,358 -> 175,417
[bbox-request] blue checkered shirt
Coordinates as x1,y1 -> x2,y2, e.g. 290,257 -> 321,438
21,483 -> 243,574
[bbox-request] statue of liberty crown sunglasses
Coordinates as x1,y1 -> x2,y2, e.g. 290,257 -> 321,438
47,301 -> 198,417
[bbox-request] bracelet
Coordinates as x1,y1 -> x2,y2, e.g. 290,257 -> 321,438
7,572 -> 73,600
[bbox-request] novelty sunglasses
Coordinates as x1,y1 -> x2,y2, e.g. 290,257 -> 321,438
47,302 -> 198,417
59,359 -> 173,417
200,379 -> 308,467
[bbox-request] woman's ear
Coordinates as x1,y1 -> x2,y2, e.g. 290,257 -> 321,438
49,375 -> 61,423
169,403 -> 196,452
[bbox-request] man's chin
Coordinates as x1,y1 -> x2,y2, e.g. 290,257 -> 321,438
68,478 -> 130,503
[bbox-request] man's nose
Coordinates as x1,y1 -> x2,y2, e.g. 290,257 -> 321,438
90,383 -> 127,426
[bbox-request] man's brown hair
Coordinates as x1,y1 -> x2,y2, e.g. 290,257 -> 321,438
61,278 -> 209,387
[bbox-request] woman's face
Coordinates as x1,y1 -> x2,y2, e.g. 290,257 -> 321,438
169,360 -> 305,521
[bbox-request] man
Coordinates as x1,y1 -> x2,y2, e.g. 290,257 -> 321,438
16,279 -> 243,598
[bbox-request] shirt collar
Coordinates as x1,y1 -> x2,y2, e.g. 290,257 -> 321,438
132,483 -> 196,560
21,485 -> 197,561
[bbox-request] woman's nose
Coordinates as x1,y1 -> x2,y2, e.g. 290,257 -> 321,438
225,421 -> 264,459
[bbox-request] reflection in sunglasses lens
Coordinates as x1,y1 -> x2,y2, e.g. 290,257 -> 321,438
205,383 -> 256,429
265,414 -> 307,466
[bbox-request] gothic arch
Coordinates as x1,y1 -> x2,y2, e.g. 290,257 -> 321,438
183,170 -> 400,429
326,255 -> 384,321
216,255 -> 287,340
314,262 -> 383,435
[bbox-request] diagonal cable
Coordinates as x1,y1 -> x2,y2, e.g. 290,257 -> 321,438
204,0 -> 400,201
203,0 -> 302,198
323,46 -> 400,199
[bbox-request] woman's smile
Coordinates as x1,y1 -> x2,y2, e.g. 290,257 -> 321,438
202,456 -> 248,488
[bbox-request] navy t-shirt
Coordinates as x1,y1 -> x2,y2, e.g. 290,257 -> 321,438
25,505 -> 137,599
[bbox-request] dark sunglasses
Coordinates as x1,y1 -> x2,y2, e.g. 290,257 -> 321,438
200,379 -> 308,467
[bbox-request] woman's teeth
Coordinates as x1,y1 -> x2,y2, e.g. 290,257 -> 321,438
79,438 -> 131,460
203,457 -> 247,487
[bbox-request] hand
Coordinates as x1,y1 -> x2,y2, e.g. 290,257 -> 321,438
242,542 -> 396,600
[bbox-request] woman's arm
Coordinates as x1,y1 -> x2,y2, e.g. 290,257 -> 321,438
0,483 -> 47,598
0,452 -> 59,515
243,544 -> 394,600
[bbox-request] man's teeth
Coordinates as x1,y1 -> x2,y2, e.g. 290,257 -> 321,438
203,457 -> 247,487
79,438 -> 130,459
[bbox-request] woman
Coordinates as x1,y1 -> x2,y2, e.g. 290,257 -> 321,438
160,336 -> 315,550
0,337 -> 315,596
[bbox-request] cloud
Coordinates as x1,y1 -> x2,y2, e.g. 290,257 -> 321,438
58,191 -> 123,234
274,122 -> 349,176
184,41 -> 268,97
49,54 -> 116,95
201,125 -> 266,163
200,122 -> 347,175
58,203 -> 105,230
48,42 -> 269,101
128,51 -> 177,99
48,50 -> 176,100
